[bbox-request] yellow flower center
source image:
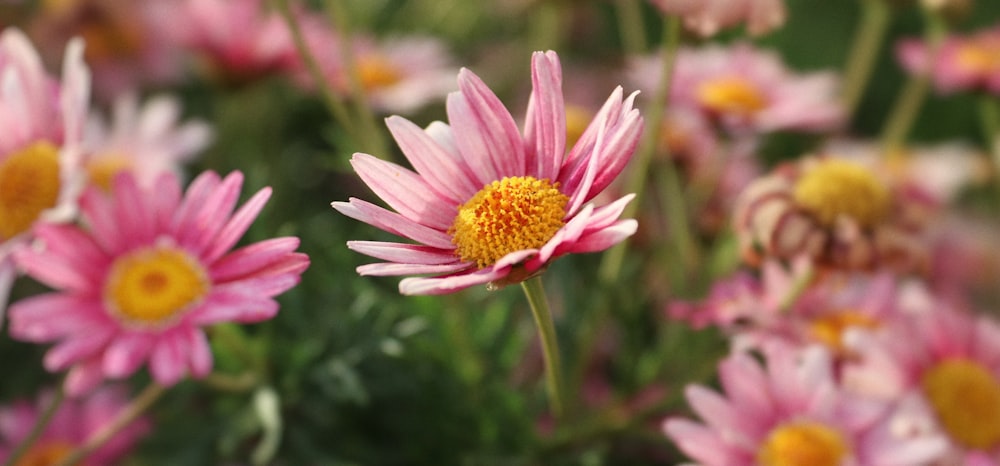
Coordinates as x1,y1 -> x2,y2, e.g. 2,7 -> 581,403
564,104 -> 591,149
956,40 -> 1000,75
757,422 -> 849,466
792,159 -> 890,229
15,440 -> 84,466
86,154 -> 132,191
922,359 -> 1000,449
809,310 -> 880,354
450,176 -> 568,268
0,142 -> 62,241
356,55 -> 403,91
696,76 -> 767,116
105,246 -> 209,327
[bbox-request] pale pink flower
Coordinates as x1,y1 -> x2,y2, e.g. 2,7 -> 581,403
333,51 -> 642,294
664,346 -> 948,465
897,25 -> 1000,95
174,0 -> 299,84
843,305 -> 1000,462
82,93 -> 213,190
0,27 -> 89,315
8,170 -> 310,396
630,43 -> 844,135
0,385 -> 149,464
649,0 -> 786,37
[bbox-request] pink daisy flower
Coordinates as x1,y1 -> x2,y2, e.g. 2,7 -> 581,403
8,170 -> 310,396
664,346 -> 948,466
0,385 -> 150,465
82,92 -> 213,190
843,304 -> 1000,461
649,0 -> 786,37
0,27 -> 89,314
897,25 -> 1000,95
332,51 -> 642,295
630,43 -> 844,135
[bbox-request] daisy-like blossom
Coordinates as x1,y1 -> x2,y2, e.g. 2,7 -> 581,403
27,0 -> 183,99
0,385 -> 150,465
82,93 -> 213,190
664,345 -> 948,466
843,304 -> 1000,462
8,170 -> 310,396
333,51 -> 642,295
649,0 -> 786,37
0,27 -> 89,315
897,25 -> 1000,95
630,43 -> 843,135
732,154 -> 930,273
173,0 -> 299,85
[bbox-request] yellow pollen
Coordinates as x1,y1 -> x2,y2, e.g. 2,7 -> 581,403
809,310 -> 880,354
356,55 -> 403,91
757,422 -> 849,466
792,159 -> 890,229
956,41 -> 1000,74
922,359 -> 1000,449
696,76 -> 767,116
0,142 -> 61,241
15,440 -> 83,466
86,154 -> 132,191
105,247 -> 209,327
450,176 -> 568,268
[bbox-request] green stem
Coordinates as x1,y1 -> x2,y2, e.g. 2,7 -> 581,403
520,276 -> 566,420
2,386 -> 65,466
599,15 -> 682,283
323,0 -> 390,158
977,96 -> 1000,207
615,0 -> 647,56
840,0 -> 891,119
54,384 -> 166,466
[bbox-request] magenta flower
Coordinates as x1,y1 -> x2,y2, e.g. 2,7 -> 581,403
897,25 -> 1000,95
0,385 -> 149,464
333,51 -> 642,295
649,0 -> 786,37
9,171 -> 310,396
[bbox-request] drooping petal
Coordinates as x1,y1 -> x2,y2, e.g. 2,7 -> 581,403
399,266 -> 508,295
348,240 -> 462,265
357,261 -> 471,277
350,153 -> 455,230
332,198 -> 454,249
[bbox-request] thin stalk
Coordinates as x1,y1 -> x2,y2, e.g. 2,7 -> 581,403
615,0 -> 647,56
2,386 -> 65,466
977,96 -> 1000,207
323,0 -> 390,158
599,15 -> 682,283
54,384 -> 166,466
520,276 -> 566,420
841,0 -> 891,119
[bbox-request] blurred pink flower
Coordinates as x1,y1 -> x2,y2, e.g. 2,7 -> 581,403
0,27 -> 89,314
843,305 -> 1000,461
649,0 -> 786,37
333,51 -> 642,294
0,385 -> 149,465
664,346 -> 948,465
630,43 -> 844,135
8,170 -> 310,396
174,0 -> 300,85
897,25 -> 1000,95
82,93 -> 213,190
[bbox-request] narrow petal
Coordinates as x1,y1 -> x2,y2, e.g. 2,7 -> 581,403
523,51 -> 566,182
9,294 -> 107,341
385,116 -> 479,202
43,328 -> 115,371
189,290 -> 280,326
350,153 -> 455,230
64,358 -> 104,397
399,267 -> 508,295
185,328 -> 213,378
348,241 -> 462,265
102,333 -> 155,378
110,173 -> 157,251
357,261 -> 472,277
176,172 -> 244,253
563,220 -> 637,254
200,186 -> 272,264
332,198 -> 454,249
149,335 -> 189,387
210,237 -> 301,282
663,418 -> 745,466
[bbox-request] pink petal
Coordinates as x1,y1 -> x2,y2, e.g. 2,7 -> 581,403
176,171 -> 244,253
210,237 -> 302,282
385,115 -> 479,203
151,172 -> 183,230
80,187 -> 124,255
44,328 -> 115,371
357,261 -> 472,277
149,334 -> 189,386
185,327 -> 213,378
663,418 -> 745,466
452,68 -> 526,178
202,186 -> 272,263
9,294 -> 107,341
102,333 -> 155,378
347,240 -> 461,265
351,153 -> 455,230
168,170 -> 221,239
563,220 -> 637,254
189,290 -> 280,326
523,51 -> 565,182
332,198 -> 454,249
398,267 -> 508,295
64,358 -> 105,397
110,173 -> 157,251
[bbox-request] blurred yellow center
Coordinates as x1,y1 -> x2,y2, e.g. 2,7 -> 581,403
0,142 -> 61,240
793,159 -> 889,228
356,55 -> 402,91
757,422 -> 848,466
106,247 -> 209,326
564,105 -> 591,149
696,76 -> 766,115
451,176 -> 568,268
86,154 -> 132,191
922,359 -> 1000,449
809,310 -> 880,353
957,41 -> 1000,74
15,440 -> 81,466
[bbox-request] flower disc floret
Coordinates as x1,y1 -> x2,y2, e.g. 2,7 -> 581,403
793,159 -> 889,228
922,359 -> 1000,449
451,176 -> 568,268
696,76 -> 767,116
105,246 -> 209,327
756,422 -> 848,466
0,142 -> 61,240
